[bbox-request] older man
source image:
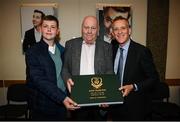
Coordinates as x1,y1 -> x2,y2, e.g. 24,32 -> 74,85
62,16 -> 114,120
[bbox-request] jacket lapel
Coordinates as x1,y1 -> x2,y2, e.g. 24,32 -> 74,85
123,41 -> 136,82
38,41 -> 57,81
72,39 -> 82,75
94,40 -> 103,74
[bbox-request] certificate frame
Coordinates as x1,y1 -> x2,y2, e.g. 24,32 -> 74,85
71,74 -> 123,107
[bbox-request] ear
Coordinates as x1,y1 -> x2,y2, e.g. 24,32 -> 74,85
56,28 -> 60,35
129,27 -> 132,35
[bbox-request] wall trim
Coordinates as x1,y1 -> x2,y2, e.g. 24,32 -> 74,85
166,79 -> 180,86
0,80 -> 26,87
0,80 -> 3,87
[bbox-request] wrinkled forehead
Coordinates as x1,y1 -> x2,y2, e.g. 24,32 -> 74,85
113,19 -> 129,27
82,17 -> 98,27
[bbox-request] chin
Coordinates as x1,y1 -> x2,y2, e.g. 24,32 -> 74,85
86,40 -> 93,44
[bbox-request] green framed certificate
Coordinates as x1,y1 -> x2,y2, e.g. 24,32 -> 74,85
71,74 -> 123,107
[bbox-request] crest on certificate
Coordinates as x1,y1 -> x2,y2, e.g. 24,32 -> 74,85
91,77 -> 103,89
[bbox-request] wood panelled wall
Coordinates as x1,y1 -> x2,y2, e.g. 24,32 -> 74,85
147,0 -> 169,82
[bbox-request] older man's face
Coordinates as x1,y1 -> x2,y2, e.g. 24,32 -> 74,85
82,17 -> 98,44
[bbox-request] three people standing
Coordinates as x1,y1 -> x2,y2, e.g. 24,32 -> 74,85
25,14 -> 159,121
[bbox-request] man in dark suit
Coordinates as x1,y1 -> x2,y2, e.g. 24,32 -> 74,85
25,15 -> 79,120
62,16 -> 114,120
23,10 -> 45,53
110,16 -> 160,120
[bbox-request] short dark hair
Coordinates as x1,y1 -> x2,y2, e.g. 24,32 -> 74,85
34,9 -> 45,19
43,15 -> 59,28
113,16 -> 131,27
103,7 -> 131,19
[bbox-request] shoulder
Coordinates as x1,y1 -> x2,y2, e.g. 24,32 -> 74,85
65,37 -> 82,46
26,43 -> 39,54
130,40 -> 152,55
26,41 -> 45,55
66,37 -> 82,43
25,28 -> 34,34
96,38 -> 112,48
56,43 -> 65,53
130,40 -> 148,50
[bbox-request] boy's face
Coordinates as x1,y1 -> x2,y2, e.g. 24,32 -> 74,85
41,20 -> 59,41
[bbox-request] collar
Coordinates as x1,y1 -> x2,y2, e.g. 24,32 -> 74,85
34,27 -> 41,33
82,40 -> 96,45
119,39 -> 131,51
48,44 -> 56,54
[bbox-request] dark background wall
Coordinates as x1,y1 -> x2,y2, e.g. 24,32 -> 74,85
147,0 -> 169,82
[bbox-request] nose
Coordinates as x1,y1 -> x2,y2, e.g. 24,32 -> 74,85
117,29 -> 123,34
87,28 -> 92,34
47,27 -> 51,32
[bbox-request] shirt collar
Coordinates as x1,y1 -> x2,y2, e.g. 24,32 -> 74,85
119,39 -> 131,51
82,40 -> 96,45
48,44 -> 56,54
34,28 -> 40,33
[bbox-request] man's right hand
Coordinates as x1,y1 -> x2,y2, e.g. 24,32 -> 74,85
67,78 -> 74,93
63,97 -> 80,110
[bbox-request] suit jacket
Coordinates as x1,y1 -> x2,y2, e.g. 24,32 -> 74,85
23,28 -> 42,53
25,39 -> 66,114
62,37 -> 114,82
112,39 -> 159,119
